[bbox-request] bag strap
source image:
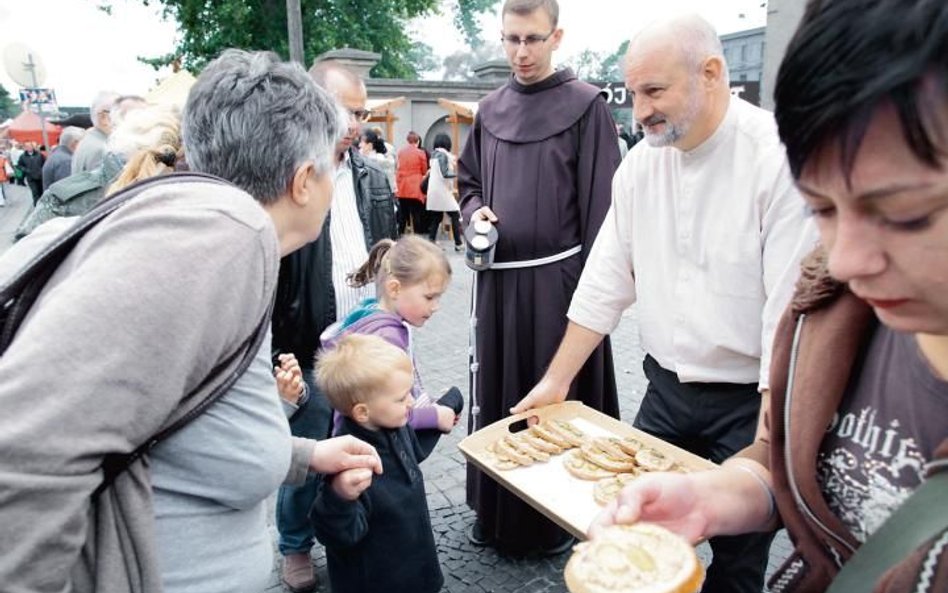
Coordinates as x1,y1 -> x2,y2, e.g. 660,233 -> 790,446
94,294 -> 274,498
0,172 -> 227,353
0,170 -> 269,497
827,469 -> 948,592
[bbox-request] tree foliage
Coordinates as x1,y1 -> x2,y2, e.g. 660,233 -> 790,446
118,0 -> 495,79
0,84 -> 17,120
442,42 -> 503,81
562,39 -> 629,81
449,0 -> 498,47
597,40 -> 629,81
407,42 -> 441,76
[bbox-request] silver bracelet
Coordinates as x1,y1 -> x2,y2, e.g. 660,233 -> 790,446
731,464 -> 777,524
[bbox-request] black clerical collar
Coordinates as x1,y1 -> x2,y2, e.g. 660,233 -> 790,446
508,68 -> 576,95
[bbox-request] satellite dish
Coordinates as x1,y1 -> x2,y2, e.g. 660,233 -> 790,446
3,43 -> 47,87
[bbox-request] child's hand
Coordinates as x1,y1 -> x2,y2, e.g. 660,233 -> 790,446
275,353 -> 304,405
331,468 -> 374,501
435,404 -> 460,433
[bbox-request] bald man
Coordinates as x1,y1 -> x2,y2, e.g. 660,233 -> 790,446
270,62 -> 396,593
513,15 -> 817,593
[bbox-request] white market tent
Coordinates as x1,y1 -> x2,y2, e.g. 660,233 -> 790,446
145,71 -> 197,108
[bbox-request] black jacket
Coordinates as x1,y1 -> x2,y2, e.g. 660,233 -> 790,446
271,148 -> 397,367
17,150 -> 45,181
310,418 -> 443,593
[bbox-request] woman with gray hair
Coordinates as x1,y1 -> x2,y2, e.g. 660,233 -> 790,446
0,49 -> 381,593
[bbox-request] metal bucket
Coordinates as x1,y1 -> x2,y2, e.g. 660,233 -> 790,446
464,219 -> 498,271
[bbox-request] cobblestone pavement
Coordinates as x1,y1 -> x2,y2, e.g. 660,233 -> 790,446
0,195 -> 791,593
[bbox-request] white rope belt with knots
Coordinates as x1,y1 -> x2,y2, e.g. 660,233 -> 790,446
467,244 -> 582,433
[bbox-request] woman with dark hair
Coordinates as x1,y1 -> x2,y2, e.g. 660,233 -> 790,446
595,1 -> 948,592
360,128 -> 397,191
425,133 -> 462,251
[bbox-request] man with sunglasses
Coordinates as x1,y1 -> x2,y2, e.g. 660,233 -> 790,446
458,0 -> 621,556
270,62 -> 397,593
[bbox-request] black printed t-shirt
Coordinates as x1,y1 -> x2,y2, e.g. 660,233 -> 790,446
817,326 -> 948,543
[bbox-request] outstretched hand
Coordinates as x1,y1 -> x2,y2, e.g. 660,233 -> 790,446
589,472 -> 710,544
510,376 -> 568,416
310,435 -> 383,476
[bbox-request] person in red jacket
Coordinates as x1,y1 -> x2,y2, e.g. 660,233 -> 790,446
593,1 -> 948,592
0,151 -> 9,205
395,131 -> 428,235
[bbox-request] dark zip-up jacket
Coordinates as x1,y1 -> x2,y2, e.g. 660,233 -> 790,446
740,248 -> 948,593
17,150 -> 45,181
310,417 -> 443,593
271,147 -> 397,368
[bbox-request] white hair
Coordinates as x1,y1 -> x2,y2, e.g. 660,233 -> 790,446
59,127 -> 85,149
106,104 -> 181,160
90,91 -> 119,119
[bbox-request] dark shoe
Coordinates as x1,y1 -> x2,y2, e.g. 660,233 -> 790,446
281,552 -> 317,593
454,244 -> 463,252
541,533 -> 577,557
436,386 -> 464,416
467,521 -> 492,547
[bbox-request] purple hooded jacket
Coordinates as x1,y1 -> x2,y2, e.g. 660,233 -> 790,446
320,302 -> 439,432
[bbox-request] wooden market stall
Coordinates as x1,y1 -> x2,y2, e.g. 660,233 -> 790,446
436,98 -> 477,158
366,96 -> 405,143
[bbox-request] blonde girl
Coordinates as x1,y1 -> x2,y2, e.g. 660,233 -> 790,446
322,235 -> 461,435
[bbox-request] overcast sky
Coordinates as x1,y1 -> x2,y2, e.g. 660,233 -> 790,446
0,0 -> 767,108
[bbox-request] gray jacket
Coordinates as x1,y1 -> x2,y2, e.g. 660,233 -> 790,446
0,179 -> 302,593
42,145 -> 75,191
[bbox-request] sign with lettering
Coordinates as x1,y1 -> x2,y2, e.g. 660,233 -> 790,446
591,80 -> 761,108
589,81 -> 632,108
18,87 -> 56,105
18,87 -> 58,113
729,81 -> 760,106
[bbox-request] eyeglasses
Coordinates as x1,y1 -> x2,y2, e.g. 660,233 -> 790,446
501,29 -> 556,49
347,108 -> 373,123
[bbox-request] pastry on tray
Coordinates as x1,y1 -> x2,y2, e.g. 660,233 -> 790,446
564,449 -> 616,480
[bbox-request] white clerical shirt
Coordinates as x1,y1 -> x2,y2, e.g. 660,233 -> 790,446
330,153 -> 373,317
568,98 -> 817,390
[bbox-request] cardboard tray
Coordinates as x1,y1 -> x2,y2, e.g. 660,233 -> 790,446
458,401 -> 717,540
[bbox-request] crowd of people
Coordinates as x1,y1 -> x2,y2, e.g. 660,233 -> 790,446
0,0 -> 944,593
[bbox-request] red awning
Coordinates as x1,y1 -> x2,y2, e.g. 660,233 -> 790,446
7,110 -> 62,147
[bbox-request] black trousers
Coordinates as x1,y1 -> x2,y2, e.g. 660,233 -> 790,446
634,355 -> 775,593
26,178 -> 42,205
426,210 -> 462,246
397,198 -> 426,235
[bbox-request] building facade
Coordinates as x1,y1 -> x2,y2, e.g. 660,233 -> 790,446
761,0 -> 807,109
721,26 -> 765,107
